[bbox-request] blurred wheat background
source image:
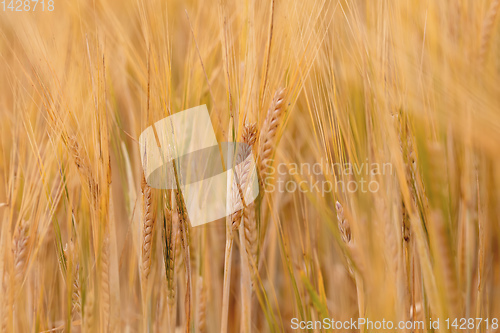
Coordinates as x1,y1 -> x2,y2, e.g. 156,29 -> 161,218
1,0 -> 500,332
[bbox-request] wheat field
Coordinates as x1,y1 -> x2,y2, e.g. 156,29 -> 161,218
1,0 -> 500,332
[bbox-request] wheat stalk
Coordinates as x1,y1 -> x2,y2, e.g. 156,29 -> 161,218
221,220 -> 233,333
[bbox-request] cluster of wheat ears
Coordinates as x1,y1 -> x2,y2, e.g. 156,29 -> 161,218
1,0 -> 500,332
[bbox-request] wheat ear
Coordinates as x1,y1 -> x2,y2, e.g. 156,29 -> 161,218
100,235 -> 110,331
12,220 -> 29,287
243,205 -> 258,266
231,123 -> 258,228
196,276 -> 207,333
258,88 -> 286,185
430,210 -> 460,318
63,241 -> 81,319
72,265 -> 81,318
66,135 -> 98,204
83,291 -> 95,333
1,273 -> 11,333
479,0 -> 500,65
141,174 -> 156,286
175,188 -> 192,333
162,190 -> 176,331
335,202 -> 352,245
335,201 -> 364,318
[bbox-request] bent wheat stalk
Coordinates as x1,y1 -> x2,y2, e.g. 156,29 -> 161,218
222,122 -> 259,333
235,123 -> 257,333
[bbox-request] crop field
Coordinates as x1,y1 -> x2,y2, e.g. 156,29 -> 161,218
0,0 -> 499,332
